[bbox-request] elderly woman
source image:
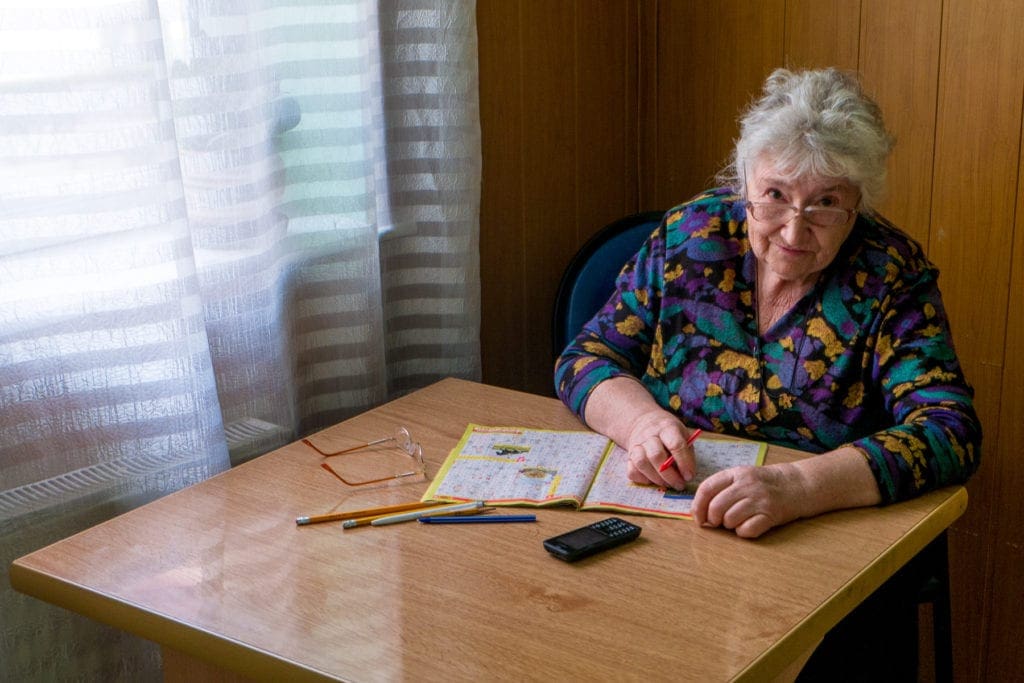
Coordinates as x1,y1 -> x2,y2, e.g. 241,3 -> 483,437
555,66 -> 980,679
555,68 -> 980,539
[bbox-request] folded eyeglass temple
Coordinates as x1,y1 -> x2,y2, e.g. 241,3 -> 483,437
302,426 -> 414,457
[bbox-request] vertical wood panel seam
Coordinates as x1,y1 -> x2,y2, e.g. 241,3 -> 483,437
627,0 -> 636,216
651,0 -> 659,210
637,0 -> 650,212
650,0 -> 660,210
854,0 -> 863,70
573,0 -> 581,245
635,0 -> 643,210
926,0 -> 948,258
782,0 -> 789,67
516,0 -> 529,385
998,66 -> 1024,387
637,0 -> 645,209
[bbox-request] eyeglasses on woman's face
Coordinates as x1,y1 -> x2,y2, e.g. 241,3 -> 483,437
742,161 -> 861,229
745,201 -> 856,228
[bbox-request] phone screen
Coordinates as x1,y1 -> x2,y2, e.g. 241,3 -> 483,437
557,527 -> 606,549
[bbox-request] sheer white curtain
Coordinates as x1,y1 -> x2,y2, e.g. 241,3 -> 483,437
0,0 -> 480,679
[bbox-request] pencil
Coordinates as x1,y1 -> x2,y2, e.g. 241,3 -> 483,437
367,500 -> 486,527
657,428 -> 703,473
295,500 -> 443,526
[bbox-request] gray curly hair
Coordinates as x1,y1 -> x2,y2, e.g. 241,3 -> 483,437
718,68 -> 895,214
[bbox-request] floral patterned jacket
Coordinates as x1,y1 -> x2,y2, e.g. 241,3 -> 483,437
554,188 -> 981,503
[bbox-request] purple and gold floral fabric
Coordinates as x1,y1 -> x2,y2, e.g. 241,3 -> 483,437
554,188 -> 980,503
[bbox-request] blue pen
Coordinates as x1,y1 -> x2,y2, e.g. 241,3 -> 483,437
418,514 -> 537,524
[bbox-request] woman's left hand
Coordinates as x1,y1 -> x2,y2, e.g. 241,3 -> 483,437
691,463 -> 809,539
692,447 -> 883,538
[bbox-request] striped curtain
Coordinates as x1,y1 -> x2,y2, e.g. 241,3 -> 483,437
0,0 -> 480,679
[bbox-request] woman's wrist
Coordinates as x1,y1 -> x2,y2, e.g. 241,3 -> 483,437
584,375 -> 661,447
790,446 -> 882,517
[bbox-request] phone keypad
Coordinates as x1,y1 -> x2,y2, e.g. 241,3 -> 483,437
594,517 -> 636,537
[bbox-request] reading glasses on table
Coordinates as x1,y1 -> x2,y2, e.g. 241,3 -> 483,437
302,425 -> 426,487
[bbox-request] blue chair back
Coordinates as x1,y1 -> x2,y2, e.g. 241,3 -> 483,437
552,211 -> 663,358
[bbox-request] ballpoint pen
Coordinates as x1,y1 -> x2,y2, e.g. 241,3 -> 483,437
419,514 -> 536,524
658,428 -> 703,473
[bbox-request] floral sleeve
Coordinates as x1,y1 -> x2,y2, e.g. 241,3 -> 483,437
849,270 -> 981,503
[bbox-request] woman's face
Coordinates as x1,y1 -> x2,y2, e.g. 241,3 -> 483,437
745,159 -> 860,287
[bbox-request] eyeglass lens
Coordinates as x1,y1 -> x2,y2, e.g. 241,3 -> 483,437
749,203 -> 850,227
392,426 -> 415,455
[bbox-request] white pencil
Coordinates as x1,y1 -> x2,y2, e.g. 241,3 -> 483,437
369,500 -> 485,526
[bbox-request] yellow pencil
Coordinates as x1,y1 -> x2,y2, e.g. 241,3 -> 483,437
295,501 -> 443,526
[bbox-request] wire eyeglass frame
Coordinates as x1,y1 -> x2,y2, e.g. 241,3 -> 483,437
303,426 -> 426,487
745,201 -> 856,228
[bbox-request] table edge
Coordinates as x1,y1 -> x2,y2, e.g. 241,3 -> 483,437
734,485 -> 969,682
8,561 -> 334,683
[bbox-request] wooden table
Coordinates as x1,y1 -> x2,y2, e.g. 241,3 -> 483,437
10,378 -> 967,682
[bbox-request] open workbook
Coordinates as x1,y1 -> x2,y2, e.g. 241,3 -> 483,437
422,424 -> 767,519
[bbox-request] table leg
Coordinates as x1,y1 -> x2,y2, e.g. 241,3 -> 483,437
162,646 -> 255,683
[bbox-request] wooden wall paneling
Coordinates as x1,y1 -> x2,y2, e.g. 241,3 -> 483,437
517,0 -> 578,396
477,0 -> 526,390
651,0 -> 785,210
858,0 -> 942,245
857,2 -> 946,674
783,0 -> 861,71
574,0 -> 640,240
931,0 -> 1022,391
985,83 -> 1024,683
475,1 -> 1024,678
478,0 -> 641,395
625,0 -> 641,211
638,0 -> 659,210
477,1 -> 1023,677
929,0 -> 1024,679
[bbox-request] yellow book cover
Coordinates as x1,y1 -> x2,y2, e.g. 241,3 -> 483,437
422,424 -> 766,519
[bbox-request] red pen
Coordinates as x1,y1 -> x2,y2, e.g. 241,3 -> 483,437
658,428 -> 703,473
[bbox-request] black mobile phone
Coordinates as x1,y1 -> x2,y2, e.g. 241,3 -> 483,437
542,517 -> 642,562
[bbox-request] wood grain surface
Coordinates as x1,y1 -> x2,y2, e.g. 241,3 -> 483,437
11,379 -> 965,682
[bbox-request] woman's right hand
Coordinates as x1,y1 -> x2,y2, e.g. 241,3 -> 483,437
582,376 -> 698,491
624,409 -> 697,491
